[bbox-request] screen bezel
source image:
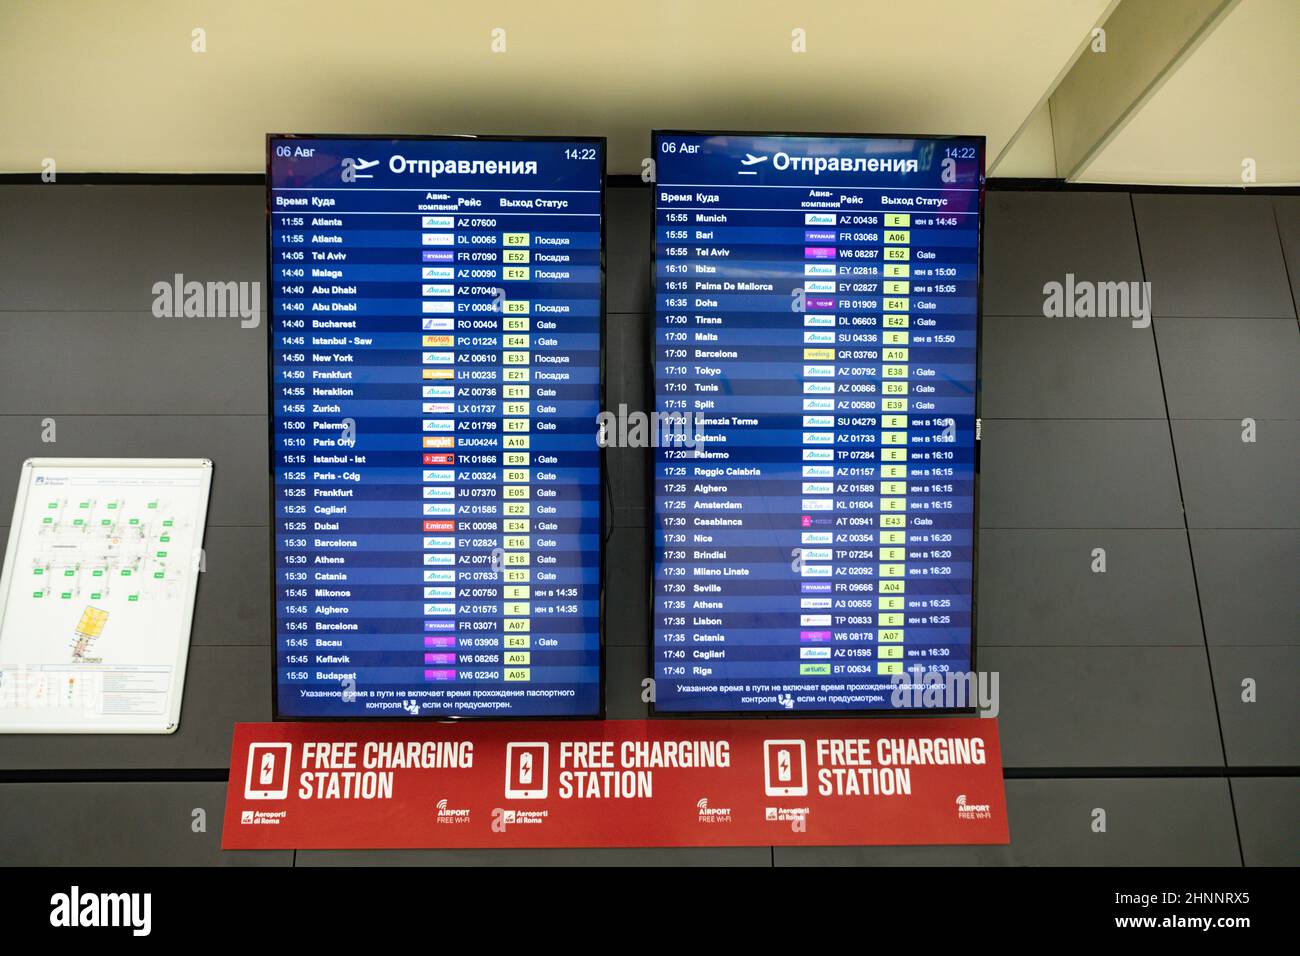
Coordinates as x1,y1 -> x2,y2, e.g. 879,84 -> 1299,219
266,132 -> 607,721
645,129 -> 985,719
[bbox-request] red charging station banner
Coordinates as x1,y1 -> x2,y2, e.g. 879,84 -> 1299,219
223,718 -> 1008,849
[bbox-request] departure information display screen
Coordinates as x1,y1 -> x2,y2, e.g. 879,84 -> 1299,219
651,131 -> 983,714
269,135 -> 604,718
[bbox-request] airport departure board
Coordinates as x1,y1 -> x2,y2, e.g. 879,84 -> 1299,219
651,131 -> 983,714
269,135 -> 604,718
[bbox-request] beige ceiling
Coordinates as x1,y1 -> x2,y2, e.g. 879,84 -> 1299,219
0,0 -> 1291,183
0,0 -> 1112,175
1076,0 -> 1300,185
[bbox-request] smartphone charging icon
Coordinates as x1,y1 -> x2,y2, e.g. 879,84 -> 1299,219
763,739 -> 808,797
244,742 -> 292,800
505,742 -> 549,799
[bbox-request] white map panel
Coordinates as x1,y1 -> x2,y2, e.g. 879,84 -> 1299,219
0,459 -> 213,733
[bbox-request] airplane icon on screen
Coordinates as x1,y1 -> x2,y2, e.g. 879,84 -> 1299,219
343,157 -> 379,180
739,153 -> 769,176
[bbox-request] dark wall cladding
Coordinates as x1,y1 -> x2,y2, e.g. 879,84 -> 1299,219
0,184 -> 1295,865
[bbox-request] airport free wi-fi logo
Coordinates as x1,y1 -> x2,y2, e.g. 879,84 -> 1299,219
955,793 -> 992,821
435,797 -> 471,825
696,797 -> 733,824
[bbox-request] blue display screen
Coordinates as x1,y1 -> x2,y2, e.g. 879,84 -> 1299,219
651,132 -> 983,713
269,136 -> 604,718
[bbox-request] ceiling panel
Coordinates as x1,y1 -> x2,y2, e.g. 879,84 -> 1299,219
1077,0 -> 1300,185
0,0 -> 1112,174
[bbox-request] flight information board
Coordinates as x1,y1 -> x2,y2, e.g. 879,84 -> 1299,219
269,135 -> 604,719
651,131 -> 983,714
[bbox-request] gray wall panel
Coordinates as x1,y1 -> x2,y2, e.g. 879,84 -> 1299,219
606,187 -> 652,313
0,183 -> 1293,865
0,186 -> 266,312
297,846 -> 768,866
606,312 -> 648,411
978,530 -> 1202,646
1155,317 -> 1300,420
981,315 -> 1164,419
1270,197 -> 1300,315
1210,646 -> 1300,767
978,420 -> 1183,528
1191,530 -> 1299,646
606,444 -> 647,528
775,778 -> 1239,866
0,645 -> 269,770
0,782 -> 289,866
605,526 -> 647,646
1230,777 -> 1299,867
0,416 -> 269,528
984,646 -> 1223,767
1172,419 -> 1300,528
983,192 -> 1144,316
606,309 -> 649,527
1132,194 -> 1294,318
605,643 -> 650,717
0,312 -> 267,415
774,843 -> 1012,866
192,526 -> 271,645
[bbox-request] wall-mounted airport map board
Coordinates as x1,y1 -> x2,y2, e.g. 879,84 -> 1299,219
0,458 -> 212,733
269,135 -> 604,719
651,132 -> 983,714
